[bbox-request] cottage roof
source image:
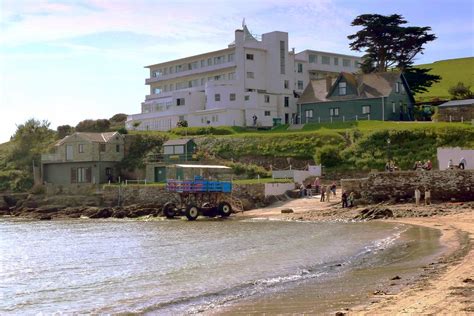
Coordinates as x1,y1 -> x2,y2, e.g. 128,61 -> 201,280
298,71 -> 406,104
163,139 -> 194,146
439,99 -> 474,107
56,132 -> 121,146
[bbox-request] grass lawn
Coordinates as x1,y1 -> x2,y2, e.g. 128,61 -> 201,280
414,57 -> 474,102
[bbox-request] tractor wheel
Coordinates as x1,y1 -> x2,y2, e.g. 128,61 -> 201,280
185,204 -> 199,221
163,202 -> 176,219
218,202 -> 232,217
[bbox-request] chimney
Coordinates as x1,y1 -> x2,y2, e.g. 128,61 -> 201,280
326,76 -> 332,92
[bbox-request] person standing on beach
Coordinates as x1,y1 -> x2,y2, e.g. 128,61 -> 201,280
313,177 -> 320,194
459,157 -> 467,170
415,187 -> 421,206
341,191 -> 348,208
330,182 -> 337,196
299,183 -> 305,198
326,186 -> 331,202
306,183 -> 312,198
320,186 -> 325,202
424,187 -> 431,205
348,192 -> 355,207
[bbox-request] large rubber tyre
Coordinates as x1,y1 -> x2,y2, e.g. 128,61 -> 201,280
185,204 -> 199,221
163,202 -> 176,219
218,202 -> 232,217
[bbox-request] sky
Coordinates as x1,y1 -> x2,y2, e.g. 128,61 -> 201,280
0,0 -> 473,143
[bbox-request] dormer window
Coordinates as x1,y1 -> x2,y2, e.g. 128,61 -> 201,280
339,82 -> 347,95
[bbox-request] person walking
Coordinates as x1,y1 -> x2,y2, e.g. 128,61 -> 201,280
424,187 -> 431,205
415,187 -> 421,206
306,183 -> 312,198
459,157 -> 467,170
330,182 -> 337,196
326,185 -> 331,202
299,183 -> 306,198
341,191 -> 348,208
313,177 -> 320,194
320,185 -> 326,202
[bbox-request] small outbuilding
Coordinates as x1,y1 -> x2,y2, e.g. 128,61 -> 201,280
437,99 -> 474,122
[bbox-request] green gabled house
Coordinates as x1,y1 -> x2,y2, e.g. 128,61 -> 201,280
297,72 -> 415,123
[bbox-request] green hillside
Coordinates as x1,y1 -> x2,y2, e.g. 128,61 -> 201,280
415,57 -> 474,102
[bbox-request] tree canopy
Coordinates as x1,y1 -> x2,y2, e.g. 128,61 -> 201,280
348,14 -> 440,94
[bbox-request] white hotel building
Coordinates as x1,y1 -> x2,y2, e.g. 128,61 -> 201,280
126,25 -> 362,130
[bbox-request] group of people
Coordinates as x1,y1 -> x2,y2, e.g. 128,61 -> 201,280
413,160 -> 432,171
298,179 -> 355,207
384,160 -> 398,172
414,187 -> 431,205
448,157 -> 467,170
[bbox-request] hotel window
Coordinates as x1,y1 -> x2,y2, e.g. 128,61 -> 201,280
214,75 -> 222,81
229,93 -> 236,101
330,107 -> 340,117
321,56 -> 330,65
305,109 -> 313,118
280,40 -> 285,74
201,59 -> 206,67
247,72 -> 254,79
309,54 -> 317,63
116,144 -> 120,152
264,95 -> 270,103
201,78 -> 205,86
297,63 -> 303,73
334,57 -> 339,65
338,82 -> 347,95
207,58 -> 212,66
284,80 -> 289,89
284,96 -> 289,107
362,105 -> 371,114
343,59 -> 350,67
264,111 -> 271,116
169,66 -> 174,74
176,98 -> 185,106
297,80 -> 304,90
78,144 -> 84,153
154,87 -> 162,94
392,102 -> 396,113
169,83 -> 174,91
246,53 -> 254,60
228,53 -> 234,62
214,56 -> 223,64
99,144 -> 106,152
215,94 -> 220,101
188,61 -> 198,70
244,95 -> 250,101
228,72 -> 235,80
175,64 -> 183,72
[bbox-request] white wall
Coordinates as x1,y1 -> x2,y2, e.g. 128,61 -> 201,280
264,183 -> 296,196
437,147 -> 474,170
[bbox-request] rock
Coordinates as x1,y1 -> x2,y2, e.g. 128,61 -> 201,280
281,208 -> 294,214
39,215 -> 52,220
335,312 -> 346,316
36,206 -> 60,213
355,207 -> 393,220
85,207 -> 112,219
462,278 -> 473,283
0,197 -> 9,210
390,275 -> 401,280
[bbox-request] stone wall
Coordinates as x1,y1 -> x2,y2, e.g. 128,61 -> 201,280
341,170 -> 474,202
438,105 -> 474,122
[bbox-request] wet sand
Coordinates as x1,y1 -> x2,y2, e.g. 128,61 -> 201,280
234,193 -> 474,314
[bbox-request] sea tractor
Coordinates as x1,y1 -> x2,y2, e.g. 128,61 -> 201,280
163,164 -> 242,220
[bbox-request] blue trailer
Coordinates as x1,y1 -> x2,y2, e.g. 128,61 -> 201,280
163,165 -> 236,220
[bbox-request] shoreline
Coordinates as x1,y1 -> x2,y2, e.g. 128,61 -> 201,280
236,198 -> 474,314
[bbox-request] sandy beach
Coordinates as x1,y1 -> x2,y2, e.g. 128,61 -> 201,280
237,193 -> 474,314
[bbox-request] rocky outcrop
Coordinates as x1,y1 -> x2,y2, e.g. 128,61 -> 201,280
355,207 -> 394,220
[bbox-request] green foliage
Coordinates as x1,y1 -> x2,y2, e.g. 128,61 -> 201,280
117,127 -> 128,134
118,134 -> 168,171
75,119 -> 111,132
448,82 -> 473,100
314,145 -> 343,167
109,113 -> 127,124
170,126 -> 238,136
404,67 -> 441,95
56,125 -> 74,139
176,119 -> 188,128
227,162 -> 271,178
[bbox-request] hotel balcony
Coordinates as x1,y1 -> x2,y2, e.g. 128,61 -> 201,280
145,62 -> 236,84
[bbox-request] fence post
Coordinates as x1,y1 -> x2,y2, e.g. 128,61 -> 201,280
368,114 -> 370,121
343,115 -> 345,122
356,115 -> 358,121
461,116 -> 464,123
330,116 -> 333,123
318,117 -> 321,123
125,180 -> 128,186
449,115 -> 452,122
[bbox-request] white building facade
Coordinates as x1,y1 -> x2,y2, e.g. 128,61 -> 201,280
126,25 -> 362,131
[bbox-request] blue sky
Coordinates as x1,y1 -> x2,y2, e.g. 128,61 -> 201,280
0,0 -> 473,143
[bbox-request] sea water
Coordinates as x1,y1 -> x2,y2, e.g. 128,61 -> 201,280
0,218 -> 441,314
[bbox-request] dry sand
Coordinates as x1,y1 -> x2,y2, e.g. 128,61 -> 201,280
237,192 -> 474,315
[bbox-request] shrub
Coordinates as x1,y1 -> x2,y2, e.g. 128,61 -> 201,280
314,145 -> 342,167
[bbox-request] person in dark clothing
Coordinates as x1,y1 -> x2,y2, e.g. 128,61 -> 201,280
341,191 -> 348,208
320,186 -> 326,202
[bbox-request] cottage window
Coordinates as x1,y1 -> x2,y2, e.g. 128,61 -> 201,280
284,80 -> 289,89
164,146 -> 173,154
264,111 -> 271,116
215,94 -> 221,102
330,107 -> 340,117
77,168 -> 86,183
229,93 -> 236,101
334,57 -> 339,65
284,96 -> 289,107
309,54 -> 317,63
264,95 -> 270,103
362,105 -> 371,114
339,82 -> 347,95
78,144 -> 84,153
392,102 -> 396,113
116,145 -> 120,152
66,145 -> 73,161
174,146 -> 184,154
321,56 -> 330,65
246,54 -> 254,60
305,109 -> 313,118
